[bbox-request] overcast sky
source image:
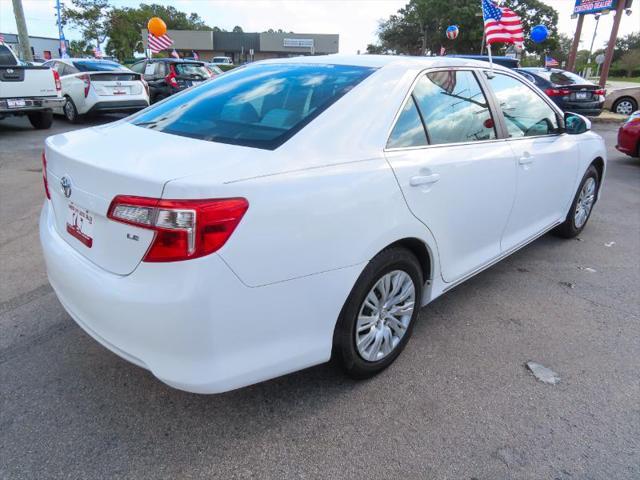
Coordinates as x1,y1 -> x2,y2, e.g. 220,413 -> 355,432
1,0 -> 638,54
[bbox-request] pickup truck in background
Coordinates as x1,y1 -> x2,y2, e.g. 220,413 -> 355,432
0,43 -> 65,129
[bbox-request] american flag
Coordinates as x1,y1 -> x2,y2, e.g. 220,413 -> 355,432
171,49 -> 180,59
545,55 -> 559,67
428,70 -> 457,94
192,50 -> 199,60
93,44 -> 102,58
482,0 -> 524,47
147,32 -> 173,53
0,34 -> 5,44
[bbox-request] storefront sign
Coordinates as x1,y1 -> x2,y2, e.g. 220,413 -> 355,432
283,38 -> 314,48
573,0 -> 617,14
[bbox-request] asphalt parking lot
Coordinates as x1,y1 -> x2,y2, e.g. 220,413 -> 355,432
1,115 -> 638,479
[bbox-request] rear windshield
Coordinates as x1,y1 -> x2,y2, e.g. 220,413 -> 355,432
535,70 -> 592,86
0,45 -> 18,66
174,63 -> 209,78
130,63 -> 376,150
72,60 -> 125,72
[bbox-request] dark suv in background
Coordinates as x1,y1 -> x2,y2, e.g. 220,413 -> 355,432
130,58 -> 213,103
515,67 -> 605,116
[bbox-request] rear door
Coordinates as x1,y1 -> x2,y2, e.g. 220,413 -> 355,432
484,71 -> 579,251
385,69 -> 517,283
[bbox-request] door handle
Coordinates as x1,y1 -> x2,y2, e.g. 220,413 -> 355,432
410,173 -> 441,187
518,155 -> 534,165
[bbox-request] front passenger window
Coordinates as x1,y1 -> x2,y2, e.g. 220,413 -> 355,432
488,73 -> 559,138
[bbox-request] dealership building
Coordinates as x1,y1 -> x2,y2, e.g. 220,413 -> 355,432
141,30 -> 339,62
0,33 -> 69,61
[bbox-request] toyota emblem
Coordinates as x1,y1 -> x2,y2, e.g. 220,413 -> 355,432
60,176 -> 72,198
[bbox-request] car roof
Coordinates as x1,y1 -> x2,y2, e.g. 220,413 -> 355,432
256,54 -> 512,72
142,58 -> 205,64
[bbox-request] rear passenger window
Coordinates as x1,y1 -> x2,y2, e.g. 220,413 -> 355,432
413,70 -> 496,145
387,97 -> 427,149
488,73 -> 560,138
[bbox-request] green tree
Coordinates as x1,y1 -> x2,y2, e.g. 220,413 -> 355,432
61,0 -> 111,46
105,3 -> 213,60
68,39 -> 94,57
613,32 -> 640,62
370,0 -> 559,56
232,26 -> 244,33
617,49 -> 640,77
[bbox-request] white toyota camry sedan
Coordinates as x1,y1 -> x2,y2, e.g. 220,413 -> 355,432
40,55 -> 606,393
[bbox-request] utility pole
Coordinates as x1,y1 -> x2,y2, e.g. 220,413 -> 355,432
55,0 -> 67,58
11,0 -> 33,62
566,14 -> 584,72
599,0 -> 626,88
587,14 -> 601,64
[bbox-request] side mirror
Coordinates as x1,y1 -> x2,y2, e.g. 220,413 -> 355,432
564,112 -> 591,135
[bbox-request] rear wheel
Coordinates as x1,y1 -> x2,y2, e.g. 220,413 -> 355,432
612,97 -> 638,116
27,110 -> 53,129
334,247 -> 422,378
554,165 -> 600,238
63,96 -> 82,123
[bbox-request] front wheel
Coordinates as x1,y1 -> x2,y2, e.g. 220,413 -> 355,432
334,247 -> 423,378
554,165 -> 600,238
27,110 -> 53,129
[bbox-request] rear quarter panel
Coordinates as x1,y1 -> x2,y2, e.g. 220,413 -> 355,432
163,158 -> 437,288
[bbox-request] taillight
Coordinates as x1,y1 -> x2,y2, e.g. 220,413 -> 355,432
544,88 -> 571,97
107,196 -> 249,262
78,74 -> 91,97
52,70 -> 61,93
42,151 -> 50,199
165,65 -> 179,88
594,89 -> 606,96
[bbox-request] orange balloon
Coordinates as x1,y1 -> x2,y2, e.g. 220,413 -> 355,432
148,17 -> 167,37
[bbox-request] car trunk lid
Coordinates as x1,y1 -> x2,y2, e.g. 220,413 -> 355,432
44,121 -> 271,275
89,72 -> 143,97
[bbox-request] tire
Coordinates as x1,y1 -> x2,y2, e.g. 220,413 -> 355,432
553,165 -> 600,238
333,247 -> 423,379
63,96 -> 82,123
27,110 -> 53,129
612,97 -> 638,116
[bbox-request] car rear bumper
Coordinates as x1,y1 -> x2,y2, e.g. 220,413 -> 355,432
85,100 -> 149,114
0,96 -> 65,113
40,201 -> 360,393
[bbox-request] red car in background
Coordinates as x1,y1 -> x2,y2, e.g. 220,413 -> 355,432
616,111 -> 640,158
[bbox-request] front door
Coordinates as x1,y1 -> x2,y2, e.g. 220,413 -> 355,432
385,69 -> 517,283
484,72 -> 579,251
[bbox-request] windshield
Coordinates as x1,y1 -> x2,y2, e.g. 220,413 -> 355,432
72,60 -> 125,72
534,70 -> 592,86
130,63 -> 376,150
174,63 -> 209,78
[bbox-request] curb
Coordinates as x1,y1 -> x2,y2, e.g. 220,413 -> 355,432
588,115 -> 626,125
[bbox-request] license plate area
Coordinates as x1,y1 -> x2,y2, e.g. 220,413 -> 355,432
66,202 -> 94,248
7,99 -> 27,108
575,92 -> 589,100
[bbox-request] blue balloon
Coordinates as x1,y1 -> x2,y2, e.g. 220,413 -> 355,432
530,25 -> 549,43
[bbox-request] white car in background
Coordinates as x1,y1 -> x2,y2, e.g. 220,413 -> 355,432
42,58 -> 149,123
40,56 -> 606,394
211,56 -> 233,66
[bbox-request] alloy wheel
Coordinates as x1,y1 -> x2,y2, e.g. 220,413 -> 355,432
574,177 -> 596,229
355,270 -> 415,362
615,100 -> 635,116
64,99 -> 76,122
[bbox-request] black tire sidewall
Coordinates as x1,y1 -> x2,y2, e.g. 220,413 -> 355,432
614,97 -> 638,115
564,165 -> 600,236
335,248 -> 423,378
28,110 -> 53,129
64,97 -> 78,123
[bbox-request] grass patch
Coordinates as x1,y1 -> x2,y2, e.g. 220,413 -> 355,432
607,77 -> 640,83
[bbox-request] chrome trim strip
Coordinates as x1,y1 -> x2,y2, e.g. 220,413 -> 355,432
442,220 -> 562,293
